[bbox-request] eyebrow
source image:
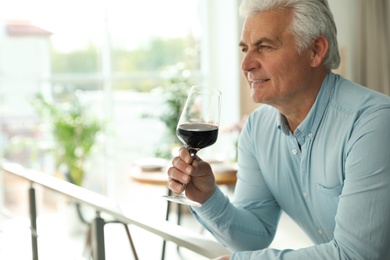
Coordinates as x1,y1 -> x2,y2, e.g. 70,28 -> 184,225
239,37 -> 278,48
238,40 -> 247,48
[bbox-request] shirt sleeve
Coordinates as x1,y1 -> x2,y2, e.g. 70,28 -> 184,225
191,114 -> 282,252
190,186 -> 280,252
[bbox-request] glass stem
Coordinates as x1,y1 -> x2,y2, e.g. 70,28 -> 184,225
188,148 -> 199,158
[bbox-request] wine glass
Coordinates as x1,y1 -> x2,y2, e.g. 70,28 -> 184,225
162,85 -> 221,207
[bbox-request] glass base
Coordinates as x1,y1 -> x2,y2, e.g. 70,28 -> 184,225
162,194 -> 202,208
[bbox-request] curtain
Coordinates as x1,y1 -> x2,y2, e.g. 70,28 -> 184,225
354,0 -> 390,95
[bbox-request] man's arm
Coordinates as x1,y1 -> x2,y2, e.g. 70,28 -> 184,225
191,113 -> 282,252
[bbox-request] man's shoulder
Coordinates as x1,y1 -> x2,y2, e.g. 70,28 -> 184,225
330,74 -> 390,113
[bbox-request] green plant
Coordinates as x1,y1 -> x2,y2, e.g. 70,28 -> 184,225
31,93 -> 101,186
145,63 -> 194,158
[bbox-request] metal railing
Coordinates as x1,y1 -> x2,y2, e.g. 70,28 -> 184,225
0,160 -> 230,260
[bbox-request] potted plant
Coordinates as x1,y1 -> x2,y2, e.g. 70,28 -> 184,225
31,93 -> 101,187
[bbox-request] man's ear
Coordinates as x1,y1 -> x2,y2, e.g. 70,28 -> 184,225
310,35 -> 329,68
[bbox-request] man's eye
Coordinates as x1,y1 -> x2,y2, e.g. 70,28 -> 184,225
259,45 -> 272,51
240,47 -> 248,53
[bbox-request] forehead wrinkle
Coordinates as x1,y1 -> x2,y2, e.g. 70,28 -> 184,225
240,35 -> 283,50
254,37 -> 281,46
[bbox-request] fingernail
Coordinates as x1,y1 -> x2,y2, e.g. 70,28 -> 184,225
186,166 -> 191,174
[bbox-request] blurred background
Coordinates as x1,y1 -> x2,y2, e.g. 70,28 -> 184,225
0,0 -> 389,259
0,0 -> 245,198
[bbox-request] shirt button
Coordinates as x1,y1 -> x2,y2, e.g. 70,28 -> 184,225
308,132 -> 313,138
318,229 -> 323,235
292,149 -> 298,155
303,192 -> 308,198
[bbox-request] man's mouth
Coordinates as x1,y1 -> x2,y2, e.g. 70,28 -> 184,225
251,79 -> 269,83
250,79 -> 270,88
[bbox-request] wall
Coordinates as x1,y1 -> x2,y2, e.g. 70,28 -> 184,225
328,0 -> 360,80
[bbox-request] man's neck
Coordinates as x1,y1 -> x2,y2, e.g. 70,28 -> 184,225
280,69 -> 329,133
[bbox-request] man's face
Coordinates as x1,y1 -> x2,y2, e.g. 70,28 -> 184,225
239,8 -> 314,107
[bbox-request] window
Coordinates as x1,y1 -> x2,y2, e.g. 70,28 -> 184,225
0,0 -> 242,198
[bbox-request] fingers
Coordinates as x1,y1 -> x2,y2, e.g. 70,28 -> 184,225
167,165 -> 190,193
167,147 -> 195,193
178,147 -> 192,164
168,164 -> 190,183
167,178 -> 186,194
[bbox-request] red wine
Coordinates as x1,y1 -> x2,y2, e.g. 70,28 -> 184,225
177,123 -> 219,150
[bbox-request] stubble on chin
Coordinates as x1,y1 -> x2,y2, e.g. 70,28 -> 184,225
250,89 -> 263,104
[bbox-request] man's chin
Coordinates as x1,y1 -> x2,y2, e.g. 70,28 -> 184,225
251,92 -> 265,104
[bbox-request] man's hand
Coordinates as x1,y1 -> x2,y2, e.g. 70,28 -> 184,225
167,147 -> 217,204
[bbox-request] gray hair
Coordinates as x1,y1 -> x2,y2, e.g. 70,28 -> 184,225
239,0 -> 340,70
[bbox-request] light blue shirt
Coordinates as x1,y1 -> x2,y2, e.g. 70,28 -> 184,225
191,72 -> 390,259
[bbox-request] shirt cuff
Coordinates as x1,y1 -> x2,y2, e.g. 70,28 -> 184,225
190,186 -> 228,217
